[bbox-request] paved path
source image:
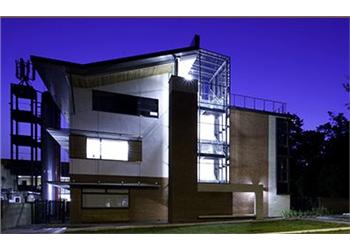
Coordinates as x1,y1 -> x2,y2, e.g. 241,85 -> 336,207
267,226 -> 350,234
2,225 -> 66,234
3,216 -> 349,234
2,218 -> 279,234
302,215 -> 350,225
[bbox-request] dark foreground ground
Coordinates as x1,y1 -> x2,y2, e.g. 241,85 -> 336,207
3,217 -> 349,234
65,219 -> 350,234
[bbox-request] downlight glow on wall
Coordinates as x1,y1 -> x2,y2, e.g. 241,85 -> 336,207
178,55 -> 196,81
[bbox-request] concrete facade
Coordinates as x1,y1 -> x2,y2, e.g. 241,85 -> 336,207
70,73 -> 170,178
68,72 -> 171,223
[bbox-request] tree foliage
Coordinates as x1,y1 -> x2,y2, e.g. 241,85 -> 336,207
289,112 -> 349,198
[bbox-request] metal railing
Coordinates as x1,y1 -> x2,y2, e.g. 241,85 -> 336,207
231,94 -> 287,114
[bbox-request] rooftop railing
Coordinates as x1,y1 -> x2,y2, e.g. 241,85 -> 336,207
231,94 -> 287,114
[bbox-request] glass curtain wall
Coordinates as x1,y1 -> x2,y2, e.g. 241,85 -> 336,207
188,49 -> 231,183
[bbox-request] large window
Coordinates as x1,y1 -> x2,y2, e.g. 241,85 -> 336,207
82,189 -> 129,208
92,90 -> 158,118
198,111 -> 228,183
86,138 -> 129,161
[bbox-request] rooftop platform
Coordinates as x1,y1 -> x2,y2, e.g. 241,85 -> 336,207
231,94 -> 287,115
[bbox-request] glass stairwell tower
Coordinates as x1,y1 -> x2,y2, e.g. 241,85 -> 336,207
188,49 -> 231,183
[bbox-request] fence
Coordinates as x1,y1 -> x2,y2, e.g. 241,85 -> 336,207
231,94 -> 287,114
32,200 -> 70,224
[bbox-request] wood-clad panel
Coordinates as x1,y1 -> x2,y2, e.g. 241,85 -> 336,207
128,140 -> 142,161
71,63 -> 173,88
69,134 -> 86,159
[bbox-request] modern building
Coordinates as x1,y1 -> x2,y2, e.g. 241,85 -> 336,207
30,35 -> 290,223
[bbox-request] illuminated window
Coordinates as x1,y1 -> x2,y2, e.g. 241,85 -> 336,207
198,158 -> 216,181
86,138 -> 129,161
101,139 -> 128,161
86,138 -> 100,159
200,114 -> 216,141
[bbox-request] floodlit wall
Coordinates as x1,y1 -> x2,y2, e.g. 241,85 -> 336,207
230,108 -> 290,217
230,108 -> 269,216
69,73 -> 170,178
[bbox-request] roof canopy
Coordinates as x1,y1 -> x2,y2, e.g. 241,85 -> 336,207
31,35 -> 201,122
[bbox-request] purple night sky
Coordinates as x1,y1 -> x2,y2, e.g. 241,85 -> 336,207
1,18 -> 349,159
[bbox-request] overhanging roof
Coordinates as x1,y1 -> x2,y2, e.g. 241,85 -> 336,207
31,35 -> 200,121
47,128 -> 143,151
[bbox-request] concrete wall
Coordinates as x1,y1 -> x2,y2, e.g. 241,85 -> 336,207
268,116 -> 290,217
70,73 -> 170,178
1,203 -> 32,230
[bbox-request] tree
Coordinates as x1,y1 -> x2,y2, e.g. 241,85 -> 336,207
343,78 -> 349,109
317,112 -> 349,198
289,112 -> 349,199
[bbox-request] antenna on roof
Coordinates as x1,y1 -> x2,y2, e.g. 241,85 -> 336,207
15,58 -> 35,85
190,34 -> 200,49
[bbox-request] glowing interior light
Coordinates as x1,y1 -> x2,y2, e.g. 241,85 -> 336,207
47,184 -> 53,201
101,139 -> 129,161
150,111 -> 158,117
178,55 -> 196,79
87,138 -> 101,159
184,74 -> 193,81
199,158 -> 216,181
87,138 -> 129,161
200,114 -> 216,141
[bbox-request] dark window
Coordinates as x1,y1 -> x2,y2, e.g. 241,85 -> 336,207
276,118 -> 289,194
277,118 -> 288,146
81,188 -> 129,209
92,90 -> 158,118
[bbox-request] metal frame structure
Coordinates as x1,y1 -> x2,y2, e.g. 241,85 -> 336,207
232,94 -> 287,114
10,59 -> 42,192
10,84 -> 41,161
189,49 -> 231,183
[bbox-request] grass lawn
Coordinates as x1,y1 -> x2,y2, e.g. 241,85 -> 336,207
67,219 -> 349,234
